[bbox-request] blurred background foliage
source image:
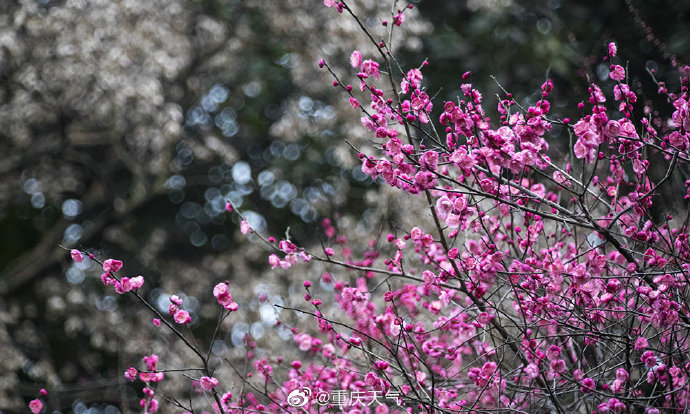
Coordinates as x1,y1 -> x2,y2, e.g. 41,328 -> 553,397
0,0 -> 688,411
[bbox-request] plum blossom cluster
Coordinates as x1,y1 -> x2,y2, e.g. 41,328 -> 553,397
220,2 -> 690,412
36,1 -> 690,413
52,251 -> 237,413
168,295 -> 192,324
120,354 -> 166,413
213,281 -> 239,311
99,257 -> 145,294
267,239 -> 312,270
